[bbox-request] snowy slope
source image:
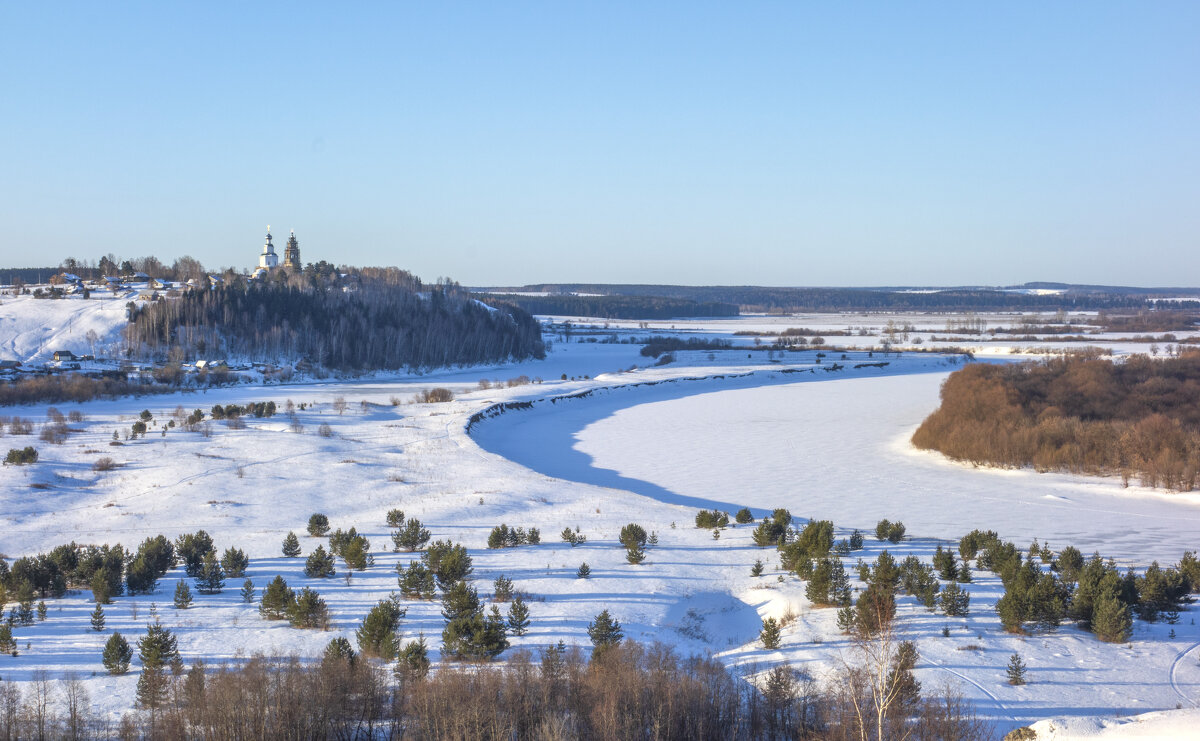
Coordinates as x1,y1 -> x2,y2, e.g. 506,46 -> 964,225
0,294 -> 129,364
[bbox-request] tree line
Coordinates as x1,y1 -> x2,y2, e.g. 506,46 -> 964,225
484,293 -> 739,319
912,352 -> 1200,490
124,275 -> 545,371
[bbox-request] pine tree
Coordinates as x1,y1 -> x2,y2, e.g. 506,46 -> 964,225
324,636 -> 356,665
357,597 -> 406,659
577,562 -> 591,579
91,569 -> 112,604
760,617 -> 782,649
957,562 -> 972,583
307,513 -> 330,537
805,559 -> 835,606
282,532 -> 302,557
587,609 -> 624,653
90,603 -> 106,631
625,544 -> 647,564
304,545 -> 336,578
239,578 -> 255,603
288,587 -> 329,629
15,582 -> 35,626
136,619 -> 178,709
393,518 -> 431,552
173,580 -> 193,609
386,509 -> 405,528
196,551 -> 225,594
0,625 -> 14,654
395,635 -> 430,683
493,575 -> 515,602
1092,593 -> 1133,643
441,581 -> 508,660
1006,653 -> 1028,685
220,547 -> 249,578
342,536 -> 372,571
36,601 -> 47,621
507,595 -> 530,636
751,559 -> 764,577
939,581 -> 971,617
397,561 -> 435,599
259,575 -> 294,620
102,632 -> 132,675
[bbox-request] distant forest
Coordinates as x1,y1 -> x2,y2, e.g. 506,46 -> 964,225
125,270 -> 544,371
912,353 -> 1200,491
489,284 -> 1200,313
483,293 -> 738,319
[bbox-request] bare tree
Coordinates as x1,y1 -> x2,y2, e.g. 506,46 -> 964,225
60,672 -> 90,741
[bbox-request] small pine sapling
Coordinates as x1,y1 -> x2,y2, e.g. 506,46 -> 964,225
240,578 -> 255,603
1006,653 -> 1027,685
760,617 -> 782,649
173,580 -> 193,610
577,562 -> 591,579
507,595 -> 530,636
626,544 -> 647,564
90,603 -> 106,631
102,632 -> 132,675
282,532 -> 302,557
386,509 -> 405,528
493,575 -> 515,603
36,601 -> 47,622
751,559 -> 764,577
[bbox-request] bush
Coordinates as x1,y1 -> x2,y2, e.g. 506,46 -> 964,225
92,456 -> 117,472
417,388 -> 454,404
4,447 -> 37,465
734,507 -> 754,524
695,510 -> 729,529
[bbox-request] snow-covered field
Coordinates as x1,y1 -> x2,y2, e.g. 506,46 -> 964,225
0,311 -> 1197,736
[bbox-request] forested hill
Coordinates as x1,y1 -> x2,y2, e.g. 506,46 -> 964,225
125,271 -> 544,370
482,293 -> 738,319
484,284 -> 1199,313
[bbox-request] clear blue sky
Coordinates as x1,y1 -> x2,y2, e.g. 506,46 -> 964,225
2,2 -> 1197,286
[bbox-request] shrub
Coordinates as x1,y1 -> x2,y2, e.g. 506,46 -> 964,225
695,509 -> 730,529
92,456 -> 117,472
734,507 -> 754,524
4,447 -> 37,465
417,388 -> 454,403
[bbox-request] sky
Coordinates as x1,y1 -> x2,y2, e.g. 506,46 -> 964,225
1,2 -> 1198,287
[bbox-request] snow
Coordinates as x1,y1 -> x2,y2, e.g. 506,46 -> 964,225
0,310 -> 1197,735
0,294 -> 128,364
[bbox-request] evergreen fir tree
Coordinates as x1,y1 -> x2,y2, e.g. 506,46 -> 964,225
849,529 -> 864,550
136,619 -> 178,709
507,595 -> 530,636
587,609 -> 624,653
760,617 -> 782,649
342,536 -> 372,571
282,531 -> 302,557
15,582 -> 35,626
386,509 -> 406,528
836,606 -> 856,634
805,559 -> 835,606
357,597 -> 406,659
239,578 -> 255,603
304,545 -> 337,578
173,580 -> 193,609
102,632 -> 132,675
259,575 -> 294,620
395,634 -> 430,683
751,559 -> 764,577
735,507 -> 754,524
176,530 -> 215,577
440,581 -> 508,659
36,601 -> 46,621
1006,653 -> 1028,685
577,562 -> 591,579
220,547 -> 249,578
196,551 -> 225,594
90,603 -> 106,631
91,569 -> 112,604
0,624 -> 14,654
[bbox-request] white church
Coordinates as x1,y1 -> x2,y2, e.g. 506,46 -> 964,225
252,226 -> 301,279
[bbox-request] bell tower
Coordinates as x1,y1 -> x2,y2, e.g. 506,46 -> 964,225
258,226 -> 279,270
283,230 -> 301,270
